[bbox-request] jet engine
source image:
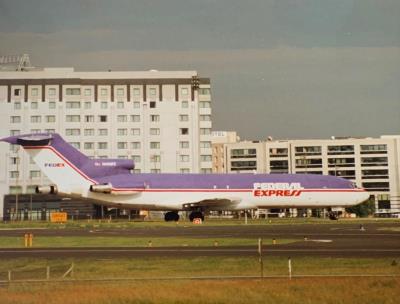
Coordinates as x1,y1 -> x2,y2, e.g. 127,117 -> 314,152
89,183 -> 112,194
35,185 -> 58,194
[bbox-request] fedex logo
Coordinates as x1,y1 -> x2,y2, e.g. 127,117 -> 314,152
253,182 -> 303,197
44,163 -> 65,168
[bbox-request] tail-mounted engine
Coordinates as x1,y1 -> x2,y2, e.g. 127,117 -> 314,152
35,185 -> 58,194
89,183 -> 112,194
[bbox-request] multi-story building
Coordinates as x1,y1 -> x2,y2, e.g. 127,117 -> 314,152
0,66 -> 212,219
211,131 -> 239,173
220,136 -> 400,215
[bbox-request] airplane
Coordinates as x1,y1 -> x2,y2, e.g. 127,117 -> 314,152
1,133 -> 369,221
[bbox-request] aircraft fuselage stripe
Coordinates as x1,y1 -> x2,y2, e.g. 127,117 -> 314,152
23,146 -> 365,194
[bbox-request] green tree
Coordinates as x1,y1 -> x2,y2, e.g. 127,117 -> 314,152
345,197 -> 375,217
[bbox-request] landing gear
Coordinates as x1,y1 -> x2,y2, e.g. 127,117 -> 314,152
189,211 -> 204,222
328,211 -> 338,221
164,211 -> 180,222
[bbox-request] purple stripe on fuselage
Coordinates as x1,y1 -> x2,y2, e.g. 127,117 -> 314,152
95,172 -> 353,190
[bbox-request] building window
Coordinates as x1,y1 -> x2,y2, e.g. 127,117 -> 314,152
179,141 -> 189,149
10,130 -> 20,136
30,129 -> 41,134
45,115 -> 56,123
131,128 -> 140,136
133,88 -> 140,96
31,116 -> 41,123
131,115 -> 141,122
200,128 -> 211,135
66,129 -> 80,136
117,115 -> 128,123
66,88 -> 81,95
361,157 -> 388,167
150,115 -> 160,122
83,102 -> 91,109
199,88 -> 211,95
200,115 -> 211,121
199,101 -> 211,108
45,129 -> 55,133
49,102 -> 56,109
295,146 -> 322,156
14,102 -> 21,110
360,145 -> 387,154
84,115 -> 94,122
10,157 -> 19,165
200,155 -> 212,162
84,142 -> 94,150
150,101 -> 156,108
66,101 -> 81,109
100,88 -> 108,96
179,115 -> 189,122
10,171 -> 19,179
200,141 -> 211,148
117,88 -> 124,96
179,155 -> 190,162
117,142 -> 127,149
201,168 -> 212,173
131,142 -> 141,149
132,155 -> 141,163
98,142 -> 108,149
30,170 -> 41,178
150,155 -> 161,162
150,142 -> 160,149
231,149 -> 257,158
180,168 -> 190,173
48,88 -> 56,96
14,88 -> 21,96
84,129 -> 95,136
100,102 -> 108,109
181,88 -> 188,96
84,88 -> 91,96
133,102 -> 140,108
98,129 -> 108,136
149,88 -> 156,96
182,101 -> 189,108
10,116 -> 21,123
66,115 -> 80,122
117,128 -> 128,136
180,128 -> 189,135
31,88 -> 38,96
117,101 -> 124,109
31,102 -> 38,109
150,128 -> 160,135
99,115 -> 107,122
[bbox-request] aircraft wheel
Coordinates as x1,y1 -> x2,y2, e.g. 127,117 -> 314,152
189,211 -> 204,222
165,211 -> 180,222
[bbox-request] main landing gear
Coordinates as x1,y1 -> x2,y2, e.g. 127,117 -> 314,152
164,211 -> 180,222
164,211 -> 205,222
189,211 -> 204,222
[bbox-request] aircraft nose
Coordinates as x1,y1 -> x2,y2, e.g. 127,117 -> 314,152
358,190 -> 370,204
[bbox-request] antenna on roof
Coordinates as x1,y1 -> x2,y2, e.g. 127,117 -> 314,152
0,54 -> 33,71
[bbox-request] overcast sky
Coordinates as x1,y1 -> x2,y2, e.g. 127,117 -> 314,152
0,0 -> 399,140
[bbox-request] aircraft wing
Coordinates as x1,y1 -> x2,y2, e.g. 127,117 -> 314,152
183,198 -> 241,211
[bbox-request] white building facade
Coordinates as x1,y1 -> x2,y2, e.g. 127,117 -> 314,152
0,68 -> 212,218
220,136 -> 400,215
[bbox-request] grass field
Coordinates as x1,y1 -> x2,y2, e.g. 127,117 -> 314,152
0,236 -> 296,248
0,217 -> 399,229
0,256 -> 399,304
0,277 -> 399,304
0,256 -> 398,281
